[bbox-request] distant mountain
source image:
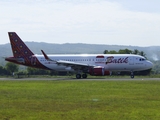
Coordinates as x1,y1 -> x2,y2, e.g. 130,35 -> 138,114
0,42 -> 160,66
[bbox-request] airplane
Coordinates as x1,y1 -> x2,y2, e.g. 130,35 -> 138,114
5,32 -> 153,79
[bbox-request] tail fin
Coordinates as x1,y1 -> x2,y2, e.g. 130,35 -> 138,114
7,32 -> 34,65
8,32 -> 34,58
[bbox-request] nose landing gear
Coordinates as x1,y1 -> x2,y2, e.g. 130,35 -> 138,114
131,72 -> 134,79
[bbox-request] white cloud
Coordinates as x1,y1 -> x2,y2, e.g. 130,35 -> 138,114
0,0 -> 160,46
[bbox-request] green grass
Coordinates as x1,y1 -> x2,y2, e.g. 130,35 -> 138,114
0,80 -> 160,120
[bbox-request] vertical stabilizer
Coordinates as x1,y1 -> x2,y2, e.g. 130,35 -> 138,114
8,32 -> 34,64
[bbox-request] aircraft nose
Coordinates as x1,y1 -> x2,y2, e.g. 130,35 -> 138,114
147,61 -> 153,69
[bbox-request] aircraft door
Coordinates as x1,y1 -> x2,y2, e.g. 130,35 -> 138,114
31,56 -> 37,65
129,57 -> 134,65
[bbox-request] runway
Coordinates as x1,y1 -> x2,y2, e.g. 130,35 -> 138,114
0,77 -> 160,81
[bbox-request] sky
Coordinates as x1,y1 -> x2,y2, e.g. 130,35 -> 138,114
0,0 -> 160,46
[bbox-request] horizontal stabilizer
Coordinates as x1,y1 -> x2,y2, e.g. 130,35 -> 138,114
5,57 -> 25,63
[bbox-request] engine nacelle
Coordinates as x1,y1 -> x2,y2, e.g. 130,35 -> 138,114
89,66 -> 110,76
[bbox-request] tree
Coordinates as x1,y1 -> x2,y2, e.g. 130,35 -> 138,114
109,50 -> 118,54
133,49 -> 139,54
103,50 -> 109,54
139,51 -> 146,58
132,49 -> 147,58
104,49 -> 147,58
103,50 -> 117,54
27,67 -> 49,75
151,60 -> 160,74
5,62 -> 19,75
0,66 -> 9,75
118,49 -> 132,54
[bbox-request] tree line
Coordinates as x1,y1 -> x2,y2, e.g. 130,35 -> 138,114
103,49 -> 146,58
0,62 -> 69,77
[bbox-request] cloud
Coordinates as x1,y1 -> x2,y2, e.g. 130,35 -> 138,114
0,0 -> 160,46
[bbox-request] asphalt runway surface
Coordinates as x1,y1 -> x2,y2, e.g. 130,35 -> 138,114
0,77 -> 160,81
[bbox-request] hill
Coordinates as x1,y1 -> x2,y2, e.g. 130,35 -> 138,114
0,42 -> 160,66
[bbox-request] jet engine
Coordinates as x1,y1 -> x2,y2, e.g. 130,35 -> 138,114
89,66 -> 110,76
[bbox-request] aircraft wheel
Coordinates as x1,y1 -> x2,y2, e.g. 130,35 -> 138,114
76,74 -> 81,79
130,72 -> 134,79
82,74 -> 87,79
131,75 -> 134,79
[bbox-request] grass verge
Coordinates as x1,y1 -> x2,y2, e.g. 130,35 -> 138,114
0,80 -> 160,120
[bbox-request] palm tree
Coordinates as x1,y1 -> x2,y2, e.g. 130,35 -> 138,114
133,49 -> 139,54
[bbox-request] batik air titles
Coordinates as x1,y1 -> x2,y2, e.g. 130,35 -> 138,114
5,32 -> 153,79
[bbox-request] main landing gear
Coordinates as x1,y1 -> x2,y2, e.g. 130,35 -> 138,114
131,72 -> 134,79
76,73 -> 87,79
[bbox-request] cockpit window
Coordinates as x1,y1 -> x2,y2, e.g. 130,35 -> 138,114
139,58 -> 145,61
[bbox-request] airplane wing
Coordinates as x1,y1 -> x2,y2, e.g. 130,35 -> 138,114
41,50 -> 95,70
56,60 -> 94,67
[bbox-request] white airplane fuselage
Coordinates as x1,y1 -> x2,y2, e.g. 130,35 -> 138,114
33,54 -> 152,72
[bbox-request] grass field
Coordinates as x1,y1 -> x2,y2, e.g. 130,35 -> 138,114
0,79 -> 160,120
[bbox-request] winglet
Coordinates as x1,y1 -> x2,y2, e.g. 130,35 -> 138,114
41,50 -> 49,60
41,50 -> 55,62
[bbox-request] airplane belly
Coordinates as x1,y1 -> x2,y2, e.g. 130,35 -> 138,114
106,63 -> 134,71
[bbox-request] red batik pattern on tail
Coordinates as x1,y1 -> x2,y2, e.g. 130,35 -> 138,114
8,32 -> 34,65
8,32 -> 50,70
